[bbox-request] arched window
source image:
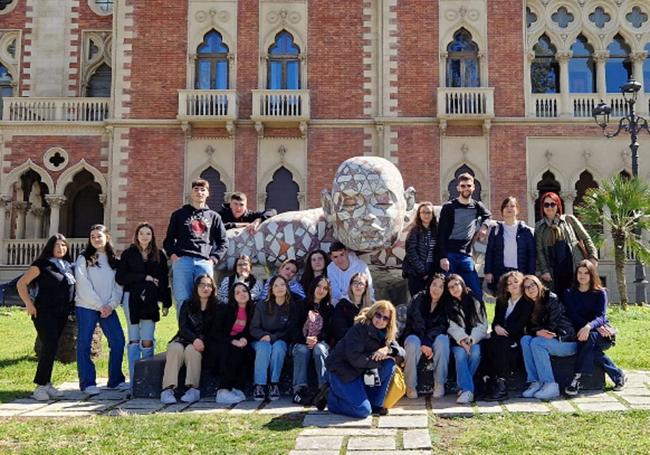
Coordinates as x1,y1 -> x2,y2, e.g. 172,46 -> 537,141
569,35 -> 596,93
268,31 -> 300,89
574,170 -> 598,208
61,170 -> 104,238
265,167 -> 299,213
447,164 -> 482,201
531,35 -> 559,93
446,29 -> 480,88
200,167 -> 226,210
85,63 -> 111,97
195,30 -> 229,90
644,43 -> 650,93
606,35 -> 632,93
0,63 -> 13,119
534,170 -> 562,222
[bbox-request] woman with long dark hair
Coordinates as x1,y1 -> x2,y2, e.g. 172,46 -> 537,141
116,222 -> 171,388
402,202 -> 438,296
160,274 -> 218,404
75,224 -> 126,395
446,274 -> 488,404
300,249 -> 330,292
330,272 -> 373,347
564,260 -> 625,396
217,254 -> 263,304
535,192 -> 598,300
17,234 -> 76,400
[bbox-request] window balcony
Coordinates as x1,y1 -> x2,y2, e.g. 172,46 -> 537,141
2,238 -> 87,266
436,87 -> 494,134
251,89 -> 310,137
177,89 -> 238,136
530,93 -> 648,119
1,97 -> 110,122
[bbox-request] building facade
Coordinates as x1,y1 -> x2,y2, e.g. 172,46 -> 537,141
0,0 -> 649,294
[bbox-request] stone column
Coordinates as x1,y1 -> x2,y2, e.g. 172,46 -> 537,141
45,195 -> 66,237
556,51 -> 572,117
631,51 -> 648,116
13,201 -> 31,240
30,207 -> 46,239
0,196 -> 12,264
562,190 -> 577,215
593,51 -> 608,100
528,189 -> 539,226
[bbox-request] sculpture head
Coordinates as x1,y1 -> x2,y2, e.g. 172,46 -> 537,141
321,156 -> 415,252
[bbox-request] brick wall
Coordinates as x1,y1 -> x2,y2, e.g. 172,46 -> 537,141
236,0 -> 258,120
234,127 -> 258,208
394,126 -> 440,203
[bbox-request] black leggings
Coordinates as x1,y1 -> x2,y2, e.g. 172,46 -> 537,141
32,311 -> 68,385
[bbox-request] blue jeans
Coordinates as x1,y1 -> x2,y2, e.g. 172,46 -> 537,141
575,331 -> 623,382
327,358 -> 396,418
252,340 -> 287,385
76,306 -> 125,390
122,293 -> 156,384
452,344 -> 481,393
521,335 -> 577,384
292,342 -> 329,388
171,256 -> 214,312
447,252 -> 483,302
404,334 -> 450,388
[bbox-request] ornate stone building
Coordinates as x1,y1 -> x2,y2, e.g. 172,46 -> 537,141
0,0 -> 648,297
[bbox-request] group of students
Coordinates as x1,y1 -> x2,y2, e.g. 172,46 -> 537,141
16,174 -> 626,419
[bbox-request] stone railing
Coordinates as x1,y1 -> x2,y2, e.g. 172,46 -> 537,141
2,238 -> 87,266
251,89 -> 310,121
177,89 -> 238,121
531,93 -> 561,118
529,93 -> 643,119
437,87 -> 495,118
2,97 -> 110,122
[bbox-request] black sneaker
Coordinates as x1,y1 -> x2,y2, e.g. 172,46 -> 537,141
613,373 -> 627,391
486,378 -> 508,402
565,376 -> 582,396
371,405 -> 388,416
312,383 -> 330,411
253,384 -> 266,401
268,383 -> 280,401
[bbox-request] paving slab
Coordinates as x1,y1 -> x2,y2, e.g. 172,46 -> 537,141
259,398 -> 307,414
348,436 -> 396,451
58,390 -> 89,401
229,399 -> 262,414
157,402 -> 191,413
116,398 -> 162,410
430,405 -> 475,417
571,392 -> 618,403
547,399 -> 577,413
0,400 -> 51,412
504,399 -> 551,413
22,409 -> 96,417
303,413 -> 373,428
403,429 -> 432,450
294,435 -> 345,451
289,451 -> 340,455
576,401 -> 628,412
618,395 -> 650,405
387,398 -> 429,415
300,428 -> 397,437
185,401 -> 231,412
46,400 -> 115,412
346,451 -> 431,455
377,415 -> 428,429
0,409 -> 28,417
56,381 -> 79,391
614,387 -> 650,396
475,401 -> 504,414
92,390 -> 130,401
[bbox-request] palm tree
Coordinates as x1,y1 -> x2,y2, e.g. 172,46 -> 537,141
576,175 -> 650,308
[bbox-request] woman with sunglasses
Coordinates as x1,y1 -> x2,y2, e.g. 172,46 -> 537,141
563,260 -> 625,396
323,300 -> 404,418
520,275 -> 576,400
446,274 -> 488,404
217,254 -> 263,304
160,274 -> 218,404
535,192 -> 597,301
402,201 -> 439,297
330,273 -> 373,347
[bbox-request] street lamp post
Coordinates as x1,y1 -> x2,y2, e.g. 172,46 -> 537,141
592,78 -> 649,304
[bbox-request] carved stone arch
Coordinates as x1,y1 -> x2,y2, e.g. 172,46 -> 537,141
81,32 -> 112,93
544,1 -> 582,33
191,26 -> 235,54
55,159 -> 107,196
572,169 -> 601,209
442,160 -> 488,201
188,160 -> 233,193
604,28 -> 639,54
262,27 -> 306,57
532,165 -> 568,193
0,31 -> 20,79
441,24 -> 485,55
528,28 -> 565,53
263,166 -> 301,214
258,162 -> 305,210
1,160 -> 54,196
569,166 -> 604,192
568,28 -> 603,53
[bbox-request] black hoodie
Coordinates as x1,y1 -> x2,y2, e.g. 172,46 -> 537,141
218,203 -> 276,230
163,204 -> 227,262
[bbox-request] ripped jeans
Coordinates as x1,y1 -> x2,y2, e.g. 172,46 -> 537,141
122,293 -> 156,385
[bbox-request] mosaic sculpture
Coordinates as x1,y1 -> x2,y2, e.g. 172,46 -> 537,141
221,156 -> 416,270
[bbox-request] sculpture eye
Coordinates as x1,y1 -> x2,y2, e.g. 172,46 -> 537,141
375,192 -> 394,207
343,196 -> 357,208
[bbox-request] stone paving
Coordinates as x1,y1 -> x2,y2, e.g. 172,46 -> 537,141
0,371 -> 648,455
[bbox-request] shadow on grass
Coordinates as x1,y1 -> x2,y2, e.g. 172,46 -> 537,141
263,413 -> 305,432
0,389 -> 31,403
0,354 -> 35,369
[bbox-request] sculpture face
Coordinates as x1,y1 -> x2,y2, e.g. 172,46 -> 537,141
324,157 -> 414,252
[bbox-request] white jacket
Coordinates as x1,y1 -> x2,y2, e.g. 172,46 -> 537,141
327,252 -> 375,306
75,253 -> 123,311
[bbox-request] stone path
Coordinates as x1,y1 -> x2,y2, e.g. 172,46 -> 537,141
0,371 -> 648,455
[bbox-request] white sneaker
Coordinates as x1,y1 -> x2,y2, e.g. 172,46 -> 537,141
83,385 -> 101,396
522,381 -> 543,398
216,389 -> 242,405
406,387 -> 418,399
160,388 -> 177,404
456,390 -> 474,404
32,385 -> 50,401
232,389 -> 246,401
180,387 -> 201,403
534,382 -> 560,400
433,383 -> 446,399
45,383 -> 64,398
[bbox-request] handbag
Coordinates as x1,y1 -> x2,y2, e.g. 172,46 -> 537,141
383,365 -> 406,409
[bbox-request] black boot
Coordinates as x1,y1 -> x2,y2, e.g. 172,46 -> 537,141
486,377 -> 508,401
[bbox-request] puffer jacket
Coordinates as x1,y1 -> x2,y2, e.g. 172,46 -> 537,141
402,226 -> 437,278
526,291 -> 576,341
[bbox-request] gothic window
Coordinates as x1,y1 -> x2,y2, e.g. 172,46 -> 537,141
588,7 -> 611,29
534,170 -> 562,222
267,31 -> 300,90
265,167 -> 299,213
446,29 -> 480,88
526,7 -> 537,29
644,43 -> 650,93
447,164 -> 482,201
626,6 -> 648,29
200,167 -> 227,210
0,0 -> 14,12
531,35 -> 559,94
574,170 -> 598,209
85,63 -> 111,97
61,170 -> 104,238
551,7 -> 574,28
0,63 -> 13,119
569,35 -> 596,93
195,30 -> 229,90
606,35 -> 632,93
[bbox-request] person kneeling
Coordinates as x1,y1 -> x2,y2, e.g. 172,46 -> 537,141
160,275 -> 217,404
324,300 -> 404,418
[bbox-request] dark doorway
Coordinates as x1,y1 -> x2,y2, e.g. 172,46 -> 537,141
265,167 -> 299,214
534,170 -> 563,223
61,170 -> 103,238
200,167 -> 227,210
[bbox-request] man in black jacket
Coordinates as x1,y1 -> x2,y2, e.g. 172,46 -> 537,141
218,192 -> 276,233
163,179 -> 227,312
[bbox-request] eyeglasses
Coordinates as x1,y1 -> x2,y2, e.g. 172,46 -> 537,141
448,282 -> 462,288
373,313 -> 390,322
420,210 -> 433,215
198,283 -> 213,289
543,202 -> 557,208
524,284 -> 537,291
352,281 -> 366,287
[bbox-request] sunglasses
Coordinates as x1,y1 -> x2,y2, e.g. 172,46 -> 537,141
374,313 -> 390,322
198,283 -> 213,289
543,202 -> 557,208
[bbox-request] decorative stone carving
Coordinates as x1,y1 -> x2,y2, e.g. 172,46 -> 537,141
195,9 -> 230,25
98,194 -> 107,205
266,8 -> 302,26
45,195 -> 66,208
43,147 -> 69,171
